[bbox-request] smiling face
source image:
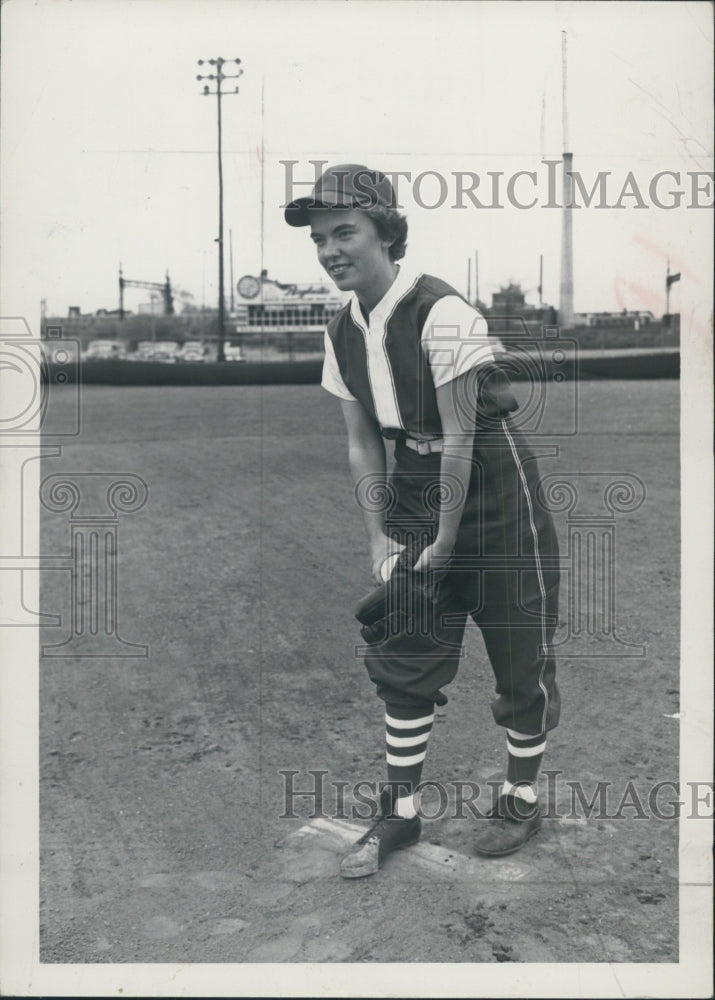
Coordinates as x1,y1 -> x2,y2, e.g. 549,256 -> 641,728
308,208 -> 397,311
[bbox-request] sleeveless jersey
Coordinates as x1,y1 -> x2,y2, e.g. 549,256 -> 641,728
322,267 -> 518,437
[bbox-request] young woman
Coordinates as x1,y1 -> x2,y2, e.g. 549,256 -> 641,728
285,164 -> 561,878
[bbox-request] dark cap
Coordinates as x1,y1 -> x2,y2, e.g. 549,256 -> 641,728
284,163 -> 397,227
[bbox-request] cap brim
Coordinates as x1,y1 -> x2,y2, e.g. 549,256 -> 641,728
284,195 -> 355,227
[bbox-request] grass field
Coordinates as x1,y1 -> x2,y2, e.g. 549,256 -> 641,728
38,379 -> 680,964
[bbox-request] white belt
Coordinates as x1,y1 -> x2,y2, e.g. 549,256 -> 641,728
404,436 -> 444,455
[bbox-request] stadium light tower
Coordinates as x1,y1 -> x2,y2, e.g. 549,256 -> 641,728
559,31 -> 575,330
197,57 -> 243,362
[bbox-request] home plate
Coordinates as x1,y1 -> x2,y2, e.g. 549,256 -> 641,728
275,817 -> 534,885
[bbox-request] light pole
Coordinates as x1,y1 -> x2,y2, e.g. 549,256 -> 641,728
229,228 -> 235,313
197,56 -> 243,362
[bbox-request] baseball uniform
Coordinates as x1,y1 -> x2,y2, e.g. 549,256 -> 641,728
322,263 -> 560,736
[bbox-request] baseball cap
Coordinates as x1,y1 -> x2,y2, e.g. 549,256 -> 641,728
284,163 -> 397,227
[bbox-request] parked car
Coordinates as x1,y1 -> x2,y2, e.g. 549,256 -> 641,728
135,341 -> 180,363
83,340 -> 127,360
178,341 -> 208,362
224,343 -> 246,362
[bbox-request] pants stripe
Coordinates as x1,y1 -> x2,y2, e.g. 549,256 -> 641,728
500,418 -> 550,733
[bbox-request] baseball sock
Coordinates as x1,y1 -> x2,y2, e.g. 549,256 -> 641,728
384,702 -> 435,819
503,729 -> 546,805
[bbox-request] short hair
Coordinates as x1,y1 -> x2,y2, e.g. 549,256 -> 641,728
365,204 -> 408,261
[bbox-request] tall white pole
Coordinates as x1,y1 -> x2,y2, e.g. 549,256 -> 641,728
559,30 -> 574,330
561,29 -> 570,154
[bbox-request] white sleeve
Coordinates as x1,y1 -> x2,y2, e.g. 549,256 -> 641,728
421,296 -> 495,389
321,330 -> 358,401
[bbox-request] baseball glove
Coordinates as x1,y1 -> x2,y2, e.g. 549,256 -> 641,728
354,539 -> 454,645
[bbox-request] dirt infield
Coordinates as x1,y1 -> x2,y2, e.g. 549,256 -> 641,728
39,380 -> 679,964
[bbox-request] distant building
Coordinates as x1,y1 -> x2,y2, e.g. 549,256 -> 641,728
482,285 -> 666,336
483,283 -> 557,334
232,269 -> 348,334
43,307 -> 96,338
490,283 -> 527,312
574,310 -> 656,329
41,307 -> 132,352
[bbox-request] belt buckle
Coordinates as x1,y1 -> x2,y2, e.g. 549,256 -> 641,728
416,439 -> 431,455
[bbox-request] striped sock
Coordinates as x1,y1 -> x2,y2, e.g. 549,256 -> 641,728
385,703 -> 435,819
504,729 -> 546,803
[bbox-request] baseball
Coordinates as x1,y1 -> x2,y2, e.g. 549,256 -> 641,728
380,552 -> 401,582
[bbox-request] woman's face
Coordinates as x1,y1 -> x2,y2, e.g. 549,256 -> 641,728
308,208 -> 394,306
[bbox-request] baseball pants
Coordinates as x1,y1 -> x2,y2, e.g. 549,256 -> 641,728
363,416 -> 561,737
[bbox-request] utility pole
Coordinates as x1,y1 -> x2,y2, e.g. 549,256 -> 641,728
197,56 -> 243,362
666,258 -> 669,317
150,292 -> 159,342
229,229 -> 235,313
467,258 -> 471,302
665,258 -> 680,319
474,250 -> 479,307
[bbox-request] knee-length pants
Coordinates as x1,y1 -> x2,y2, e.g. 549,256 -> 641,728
363,417 -> 561,737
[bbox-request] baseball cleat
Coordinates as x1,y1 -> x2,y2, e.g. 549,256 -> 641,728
340,789 -> 421,878
473,793 -> 542,857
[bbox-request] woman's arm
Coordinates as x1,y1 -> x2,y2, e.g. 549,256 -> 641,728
340,399 -> 406,582
412,367 -> 478,573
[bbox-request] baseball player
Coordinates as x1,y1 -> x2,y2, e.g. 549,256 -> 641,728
285,164 -> 561,878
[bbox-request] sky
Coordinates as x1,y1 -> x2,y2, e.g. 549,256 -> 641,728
0,0 -> 712,328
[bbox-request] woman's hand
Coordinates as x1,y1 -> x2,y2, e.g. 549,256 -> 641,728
369,536 -> 407,585
411,539 -> 454,576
